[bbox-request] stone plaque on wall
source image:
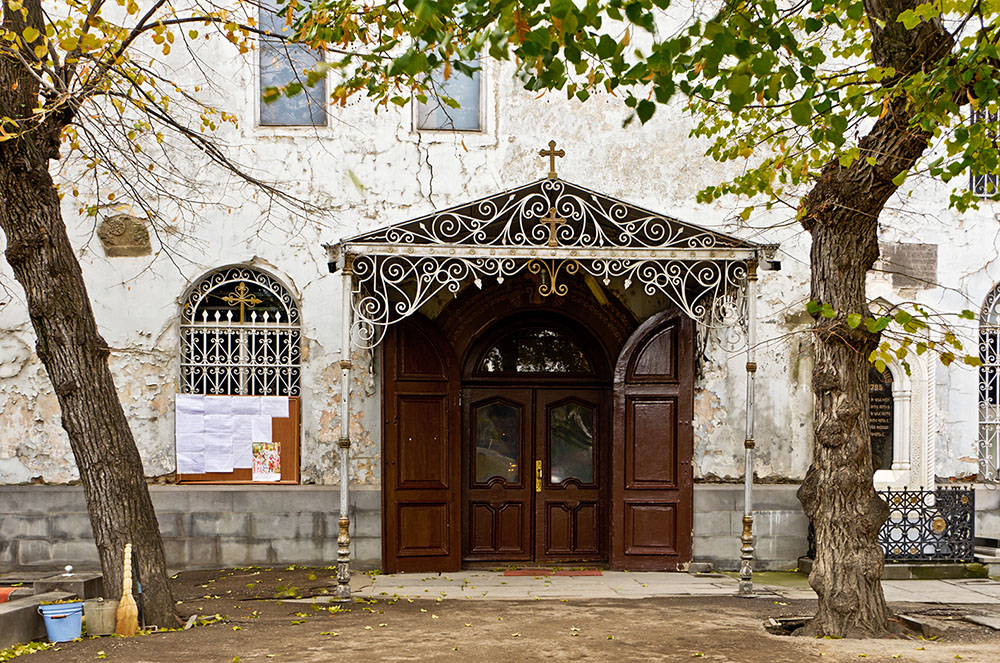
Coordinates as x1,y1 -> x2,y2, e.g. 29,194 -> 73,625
878,242 -> 937,289
869,367 -> 893,472
97,214 -> 151,257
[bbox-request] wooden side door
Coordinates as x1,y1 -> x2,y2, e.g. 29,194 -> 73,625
462,388 -> 533,561
535,389 -> 607,562
382,316 -> 461,573
611,310 -> 694,570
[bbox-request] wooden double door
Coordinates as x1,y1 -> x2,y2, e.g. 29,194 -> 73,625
463,387 -> 608,563
381,308 -> 694,573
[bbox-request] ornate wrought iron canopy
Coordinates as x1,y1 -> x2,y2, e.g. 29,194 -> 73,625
327,177 -> 772,348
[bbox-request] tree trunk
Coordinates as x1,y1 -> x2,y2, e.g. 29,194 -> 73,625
1,1 -> 180,629
792,0 -> 955,637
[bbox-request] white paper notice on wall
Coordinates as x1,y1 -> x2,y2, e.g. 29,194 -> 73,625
204,414 -> 234,473
232,416 -> 254,469
251,415 -> 273,444
232,396 -> 262,416
175,394 -> 206,474
260,396 -> 289,418
205,395 -> 234,416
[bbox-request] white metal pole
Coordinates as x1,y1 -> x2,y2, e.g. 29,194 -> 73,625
739,259 -> 758,597
336,256 -> 354,600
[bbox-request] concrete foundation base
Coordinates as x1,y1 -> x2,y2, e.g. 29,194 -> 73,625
0,591 -> 74,649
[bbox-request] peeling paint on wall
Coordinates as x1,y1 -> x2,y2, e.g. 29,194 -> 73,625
0,53 -> 995,489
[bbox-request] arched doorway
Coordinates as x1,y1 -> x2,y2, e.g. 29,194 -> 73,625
460,313 -> 612,563
379,282 -> 695,572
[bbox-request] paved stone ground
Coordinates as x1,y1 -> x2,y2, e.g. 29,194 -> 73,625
9,567 -> 1000,663
351,570 -> 1000,604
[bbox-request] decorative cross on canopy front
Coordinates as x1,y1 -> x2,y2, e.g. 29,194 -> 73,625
327,177 -> 772,348
541,207 -> 566,247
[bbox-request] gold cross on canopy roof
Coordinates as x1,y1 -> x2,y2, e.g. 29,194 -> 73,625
539,140 -> 565,179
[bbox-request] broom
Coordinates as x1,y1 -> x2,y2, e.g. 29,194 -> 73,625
116,543 -> 139,636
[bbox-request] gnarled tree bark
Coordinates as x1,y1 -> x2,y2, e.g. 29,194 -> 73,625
1,0 -> 180,628
796,0 -> 953,637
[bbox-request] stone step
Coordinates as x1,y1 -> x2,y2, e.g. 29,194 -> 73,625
33,572 -> 103,600
798,556 -> 988,580
0,591 -> 75,649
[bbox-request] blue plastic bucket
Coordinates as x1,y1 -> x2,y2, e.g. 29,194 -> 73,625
38,602 -> 84,642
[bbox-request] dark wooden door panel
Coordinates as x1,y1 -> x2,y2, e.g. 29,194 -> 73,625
625,396 -> 678,489
462,388 -> 532,561
396,396 -> 450,489
396,502 -> 452,557
612,310 -> 694,570
534,389 -> 607,562
623,501 -> 678,556
382,317 -> 461,573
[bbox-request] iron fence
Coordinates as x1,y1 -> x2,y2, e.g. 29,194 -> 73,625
805,486 -> 975,563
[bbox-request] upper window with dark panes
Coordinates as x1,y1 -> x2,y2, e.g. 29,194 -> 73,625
258,2 -> 327,127
415,60 -> 481,131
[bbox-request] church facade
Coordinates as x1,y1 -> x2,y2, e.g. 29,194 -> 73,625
1,36 -> 998,575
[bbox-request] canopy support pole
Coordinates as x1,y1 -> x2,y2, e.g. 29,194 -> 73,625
739,259 -> 759,597
336,256 -> 354,600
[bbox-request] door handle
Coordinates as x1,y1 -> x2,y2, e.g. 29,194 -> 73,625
535,460 -> 542,493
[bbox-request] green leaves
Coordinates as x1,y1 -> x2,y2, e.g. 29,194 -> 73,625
790,101 -> 812,126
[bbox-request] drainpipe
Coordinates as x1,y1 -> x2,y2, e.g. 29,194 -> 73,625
336,254 -> 354,600
739,258 -> 758,597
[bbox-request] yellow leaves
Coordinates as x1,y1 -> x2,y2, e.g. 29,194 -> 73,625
126,0 -> 139,15
21,26 -> 39,43
60,36 -> 79,51
33,44 -> 47,59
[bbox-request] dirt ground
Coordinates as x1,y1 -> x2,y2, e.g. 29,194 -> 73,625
22,567 -> 1000,663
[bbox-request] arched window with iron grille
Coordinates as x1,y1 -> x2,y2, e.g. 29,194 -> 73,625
180,266 -> 301,397
979,283 -> 1000,481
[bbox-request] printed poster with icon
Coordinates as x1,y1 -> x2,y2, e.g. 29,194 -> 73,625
252,442 -> 281,482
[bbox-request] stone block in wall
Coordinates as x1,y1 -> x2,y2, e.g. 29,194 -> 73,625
322,538 -> 380,570
351,487 -> 381,511
737,485 -> 803,512
188,513 -> 250,539
352,538 -> 381,570
185,540 -> 220,567
0,515 -> 50,539
350,509 -> 381,539
219,541 -> 274,567
752,510 -> 809,538
692,510 -> 732,537
231,489 -> 320,514
179,490 -> 235,514
754,536 -> 810,567
975,485 -> 1000,511
149,488 -> 193,513
16,540 -> 52,566
157,513 -> 184,539
50,513 -> 94,541
271,539 -> 322,564
693,486 -> 738,512
692,536 -> 740,570
49,541 -> 100,565
977,510 -> 1000,539
0,488 -> 87,515
161,539 -> 187,566
0,539 -> 15,565
250,513 -> 322,541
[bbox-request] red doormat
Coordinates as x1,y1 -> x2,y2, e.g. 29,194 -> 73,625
0,587 -> 17,603
502,569 -> 603,577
